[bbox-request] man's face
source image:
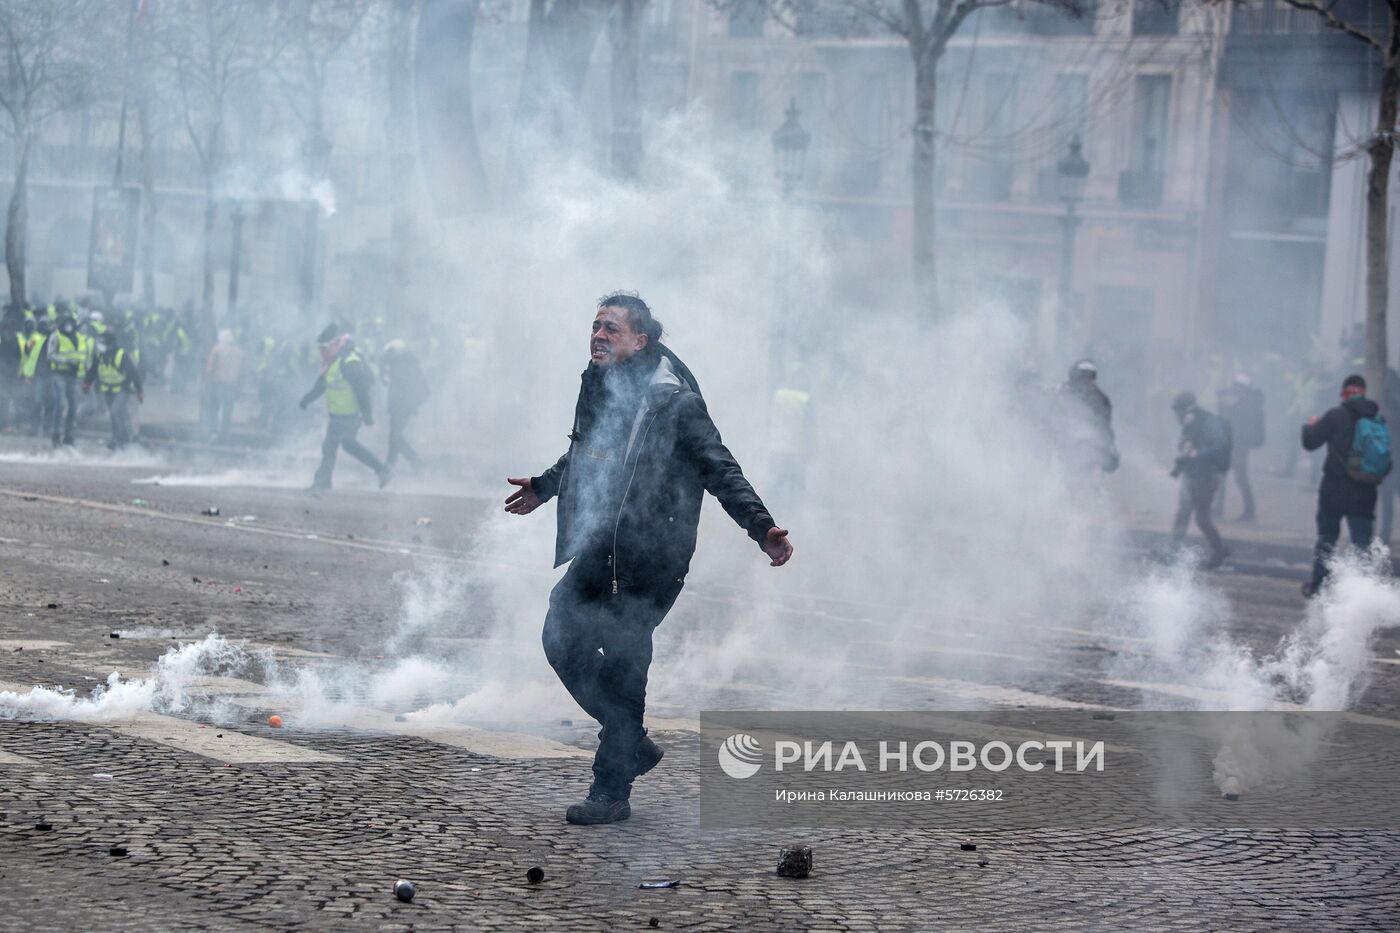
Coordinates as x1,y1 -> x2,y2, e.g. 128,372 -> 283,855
590,306 -> 646,367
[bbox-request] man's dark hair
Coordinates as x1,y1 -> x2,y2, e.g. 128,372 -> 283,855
598,290 -> 664,348
1343,373 -> 1367,391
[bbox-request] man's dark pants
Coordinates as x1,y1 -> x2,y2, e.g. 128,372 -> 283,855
1310,481 -> 1377,589
312,413 -> 387,489
386,405 -> 424,470
46,371 -> 78,442
543,551 -> 683,797
1214,446 -> 1257,520
104,391 -> 133,448
1173,469 -> 1225,557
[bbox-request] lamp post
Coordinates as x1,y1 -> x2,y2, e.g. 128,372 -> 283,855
772,97 -> 811,200
770,98 -> 811,383
1056,135 -> 1090,353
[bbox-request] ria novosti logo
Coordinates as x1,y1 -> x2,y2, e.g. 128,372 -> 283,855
717,733 -> 763,779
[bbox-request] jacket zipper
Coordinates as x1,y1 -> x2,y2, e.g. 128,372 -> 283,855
612,411 -> 656,595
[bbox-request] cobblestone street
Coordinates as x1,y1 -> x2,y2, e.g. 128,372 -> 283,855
2,441 -> 1398,930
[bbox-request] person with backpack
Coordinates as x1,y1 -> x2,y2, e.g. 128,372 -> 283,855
1170,391 -> 1232,569
1301,373 -> 1392,597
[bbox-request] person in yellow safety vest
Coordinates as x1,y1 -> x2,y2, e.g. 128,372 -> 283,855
21,318 -> 49,436
768,384 -> 813,499
0,319 -> 20,429
299,324 -> 391,492
43,315 -> 84,445
82,331 -> 144,450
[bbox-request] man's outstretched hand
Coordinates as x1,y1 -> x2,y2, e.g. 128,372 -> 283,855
763,527 -> 793,567
504,477 -> 542,515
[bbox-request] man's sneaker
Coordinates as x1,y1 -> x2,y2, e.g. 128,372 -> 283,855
565,790 -> 631,825
635,735 -> 664,778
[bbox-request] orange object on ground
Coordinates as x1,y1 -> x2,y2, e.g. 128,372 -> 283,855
267,715 -> 283,728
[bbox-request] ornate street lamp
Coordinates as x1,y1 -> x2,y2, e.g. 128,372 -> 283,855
772,97 -> 811,199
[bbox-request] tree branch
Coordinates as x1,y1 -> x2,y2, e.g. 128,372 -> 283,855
1281,0 -> 1384,52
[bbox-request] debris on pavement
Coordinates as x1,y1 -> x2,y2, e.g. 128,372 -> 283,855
960,841 -> 977,851
393,879 -> 416,902
33,822 -> 52,831
109,846 -> 128,857
201,506 -> 220,516
267,715 -> 283,728
638,880 -> 681,890
776,846 -> 812,878
130,498 -> 149,506
415,517 -> 432,526
108,632 -> 120,639
526,866 -> 545,884
92,773 -> 113,781
649,919 -> 660,928
161,559 -> 170,566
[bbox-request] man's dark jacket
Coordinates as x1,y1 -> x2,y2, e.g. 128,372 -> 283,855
532,346 -> 775,592
1177,407 -> 1231,474
1220,384 -> 1265,449
1302,395 -> 1382,507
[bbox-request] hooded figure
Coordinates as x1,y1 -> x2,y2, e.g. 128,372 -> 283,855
504,292 -> 791,826
1170,391 -> 1231,569
300,324 -> 390,491
1301,374 -> 1390,596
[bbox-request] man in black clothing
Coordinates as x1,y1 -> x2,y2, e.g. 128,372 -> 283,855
1054,359 -> 1119,476
1301,374 -> 1384,597
505,292 -> 792,825
379,339 -> 429,471
1170,391 -> 1232,569
1216,374 -> 1265,522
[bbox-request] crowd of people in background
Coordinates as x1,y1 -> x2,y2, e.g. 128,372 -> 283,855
0,295 -> 477,492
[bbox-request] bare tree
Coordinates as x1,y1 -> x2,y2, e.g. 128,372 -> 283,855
609,0 -> 645,178
279,0 -> 371,317
154,0 -> 286,320
508,0 -> 618,184
717,0 -> 1084,324
415,0 -> 493,214
0,0 -> 103,305
1280,0 -> 1398,398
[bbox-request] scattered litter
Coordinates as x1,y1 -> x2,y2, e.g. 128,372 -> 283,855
45,603 -> 58,609
1092,712 -> 1116,721
239,515 -> 256,522
776,846 -> 811,878
216,734 -> 223,738
191,577 -> 201,583
393,879 -> 416,902
201,506 -> 220,516
109,845 -> 128,857
526,866 -> 545,884
234,587 -> 242,594
1223,792 -> 1240,801
415,517 -> 432,526
267,715 -> 284,729
161,559 -> 170,566
130,498 -> 149,507
92,773 -> 113,782
109,632 -> 120,639
959,841 -> 977,851
638,880 -> 680,890
33,822 -> 52,831
306,534 -> 318,540
649,920 -> 660,929
93,578 -> 111,584
977,858 -> 989,868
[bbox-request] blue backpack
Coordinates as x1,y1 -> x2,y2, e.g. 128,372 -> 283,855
1347,413 -> 1392,485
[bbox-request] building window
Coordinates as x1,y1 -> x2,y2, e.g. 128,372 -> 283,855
730,71 -> 759,131
1132,0 -> 1179,36
1121,74 -> 1170,207
968,72 -> 1017,201
728,0 -> 765,38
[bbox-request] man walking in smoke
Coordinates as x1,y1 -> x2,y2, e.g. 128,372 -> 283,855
1300,374 -> 1391,597
300,324 -> 392,492
1170,391 -> 1232,569
1054,359 -> 1119,477
505,292 -> 793,825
